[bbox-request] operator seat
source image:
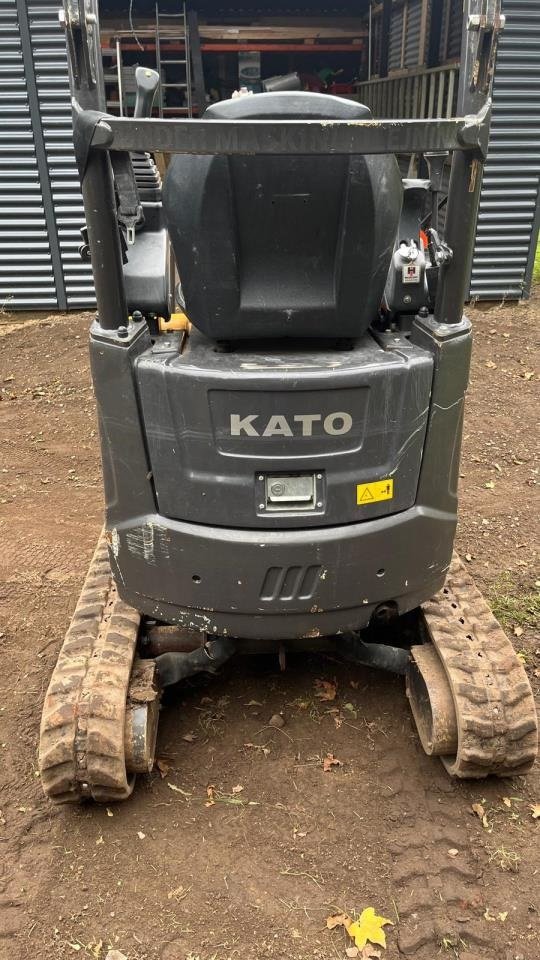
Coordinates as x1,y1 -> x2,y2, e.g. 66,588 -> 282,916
163,92 -> 403,340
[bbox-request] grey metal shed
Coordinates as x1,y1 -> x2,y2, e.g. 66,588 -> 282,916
0,0 -> 94,310
471,0 -> 540,299
1,0 -> 538,309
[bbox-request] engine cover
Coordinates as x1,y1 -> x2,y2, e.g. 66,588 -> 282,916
135,329 -> 433,529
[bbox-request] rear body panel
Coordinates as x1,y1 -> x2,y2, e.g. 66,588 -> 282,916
135,330 -> 433,528
91,313 -> 471,640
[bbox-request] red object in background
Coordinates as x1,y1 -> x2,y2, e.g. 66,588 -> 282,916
327,82 -> 354,94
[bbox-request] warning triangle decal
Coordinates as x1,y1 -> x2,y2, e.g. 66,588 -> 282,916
359,487 -> 374,502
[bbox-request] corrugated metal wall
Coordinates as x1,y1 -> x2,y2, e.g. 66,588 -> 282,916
0,0 -> 57,308
404,0 -> 423,68
29,0 -> 95,307
0,0 -> 94,310
471,0 -> 540,299
440,0 -> 462,62
388,4 -> 405,72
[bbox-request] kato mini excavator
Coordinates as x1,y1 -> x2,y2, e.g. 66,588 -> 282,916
39,0 -> 537,802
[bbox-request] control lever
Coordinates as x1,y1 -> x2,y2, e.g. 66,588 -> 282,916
134,66 -> 160,119
426,228 -> 453,269
424,152 -> 448,232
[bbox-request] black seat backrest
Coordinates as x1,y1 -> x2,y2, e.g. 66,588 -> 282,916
163,92 -> 402,340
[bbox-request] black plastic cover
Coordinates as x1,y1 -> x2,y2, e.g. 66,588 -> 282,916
163,92 -> 403,340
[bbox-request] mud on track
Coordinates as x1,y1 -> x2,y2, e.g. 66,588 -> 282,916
0,303 -> 538,960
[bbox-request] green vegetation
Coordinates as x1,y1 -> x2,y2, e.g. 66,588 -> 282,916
534,238 -> 540,283
488,573 -> 540,630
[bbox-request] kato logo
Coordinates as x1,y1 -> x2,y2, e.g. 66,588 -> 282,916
229,412 -> 353,438
356,479 -> 394,505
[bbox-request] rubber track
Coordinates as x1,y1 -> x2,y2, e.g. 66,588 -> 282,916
421,553 -> 538,778
39,533 -> 140,803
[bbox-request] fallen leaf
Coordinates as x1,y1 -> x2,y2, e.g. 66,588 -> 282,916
343,702 -> 358,719
326,912 -> 353,931
471,802 -> 485,819
246,699 -> 263,706
96,835 -> 104,846
498,911 -> 508,922
314,678 -> 337,701
513,625 -> 524,638
484,480 -> 495,489
448,848 -> 459,857
530,803 -> 540,819
105,952 -> 128,960
360,948 -> 382,960
502,797 -> 512,808
137,831 -> 145,840
156,759 -> 170,778
484,907 -> 497,922
323,753 -> 342,772
182,732 -> 197,743
206,784 -> 216,806
522,372 -> 534,380
348,907 -> 394,950
244,742 -> 270,757
346,948 -> 359,959
465,553 -> 473,562
106,807 -> 114,817
485,360 -> 497,369
232,784 -> 244,794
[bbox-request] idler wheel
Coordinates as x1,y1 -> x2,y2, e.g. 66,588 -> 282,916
124,659 -> 160,774
406,644 -> 458,757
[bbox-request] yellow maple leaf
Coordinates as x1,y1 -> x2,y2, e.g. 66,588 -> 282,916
347,907 -> 394,950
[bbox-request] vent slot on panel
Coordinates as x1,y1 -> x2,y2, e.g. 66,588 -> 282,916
260,565 -> 321,602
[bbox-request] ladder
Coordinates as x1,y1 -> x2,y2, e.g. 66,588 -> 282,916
155,3 -> 205,118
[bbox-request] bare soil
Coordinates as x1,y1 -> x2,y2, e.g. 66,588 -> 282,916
0,300 -> 538,960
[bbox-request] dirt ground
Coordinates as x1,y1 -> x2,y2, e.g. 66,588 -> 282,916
0,299 -> 538,960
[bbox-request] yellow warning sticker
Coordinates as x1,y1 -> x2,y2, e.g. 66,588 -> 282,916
356,478 -> 394,505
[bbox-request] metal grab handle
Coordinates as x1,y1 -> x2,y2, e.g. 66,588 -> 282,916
133,67 -> 160,119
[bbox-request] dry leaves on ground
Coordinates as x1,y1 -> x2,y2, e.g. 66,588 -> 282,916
471,802 -> 491,831
327,906 -> 393,950
314,678 -> 337,701
323,753 -> 342,772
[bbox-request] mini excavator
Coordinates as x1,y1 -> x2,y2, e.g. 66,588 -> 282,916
39,0 -> 537,802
